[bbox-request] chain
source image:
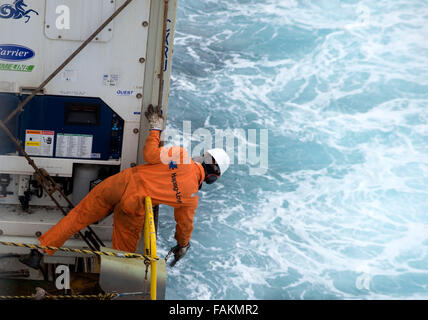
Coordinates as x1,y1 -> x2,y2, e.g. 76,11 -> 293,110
143,260 -> 151,299
144,260 -> 150,280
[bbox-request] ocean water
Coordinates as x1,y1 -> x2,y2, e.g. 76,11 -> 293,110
157,0 -> 428,299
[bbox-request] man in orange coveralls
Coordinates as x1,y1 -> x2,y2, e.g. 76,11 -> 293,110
20,105 -> 230,269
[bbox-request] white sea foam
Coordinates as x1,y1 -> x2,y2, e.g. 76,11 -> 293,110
163,0 -> 428,299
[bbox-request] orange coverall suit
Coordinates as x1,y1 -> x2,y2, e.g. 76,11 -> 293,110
39,130 -> 205,253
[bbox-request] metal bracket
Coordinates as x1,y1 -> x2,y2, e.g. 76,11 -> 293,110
99,247 -> 166,300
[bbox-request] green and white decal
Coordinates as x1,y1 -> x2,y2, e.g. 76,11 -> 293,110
0,63 -> 34,72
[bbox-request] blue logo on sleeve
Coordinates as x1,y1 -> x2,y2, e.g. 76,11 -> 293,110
169,161 -> 178,170
0,0 -> 39,23
0,44 -> 34,61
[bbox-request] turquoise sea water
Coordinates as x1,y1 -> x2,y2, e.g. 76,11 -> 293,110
157,0 -> 428,299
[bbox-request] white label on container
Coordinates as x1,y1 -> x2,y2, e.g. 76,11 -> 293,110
61,69 -> 77,82
25,130 -> 54,156
102,74 -> 119,87
56,133 -> 93,158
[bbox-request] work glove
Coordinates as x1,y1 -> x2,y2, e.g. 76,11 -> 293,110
144,104 -> 164,131
166,243 -> 191,267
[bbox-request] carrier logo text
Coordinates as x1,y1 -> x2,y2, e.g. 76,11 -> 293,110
0,44 -> 34,61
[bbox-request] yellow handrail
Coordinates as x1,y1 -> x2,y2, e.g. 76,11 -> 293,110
144,196 -> 158,300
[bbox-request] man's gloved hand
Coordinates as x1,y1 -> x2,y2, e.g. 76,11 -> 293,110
167,243 -> 191,267
145,104 -> 164,131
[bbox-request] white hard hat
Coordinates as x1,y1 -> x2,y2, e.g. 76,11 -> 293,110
204,148 -> 230,176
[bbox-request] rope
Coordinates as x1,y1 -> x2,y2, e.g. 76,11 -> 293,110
0,241 -> 159,262
0,293 -> 119,300
0,287 -> 149,300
